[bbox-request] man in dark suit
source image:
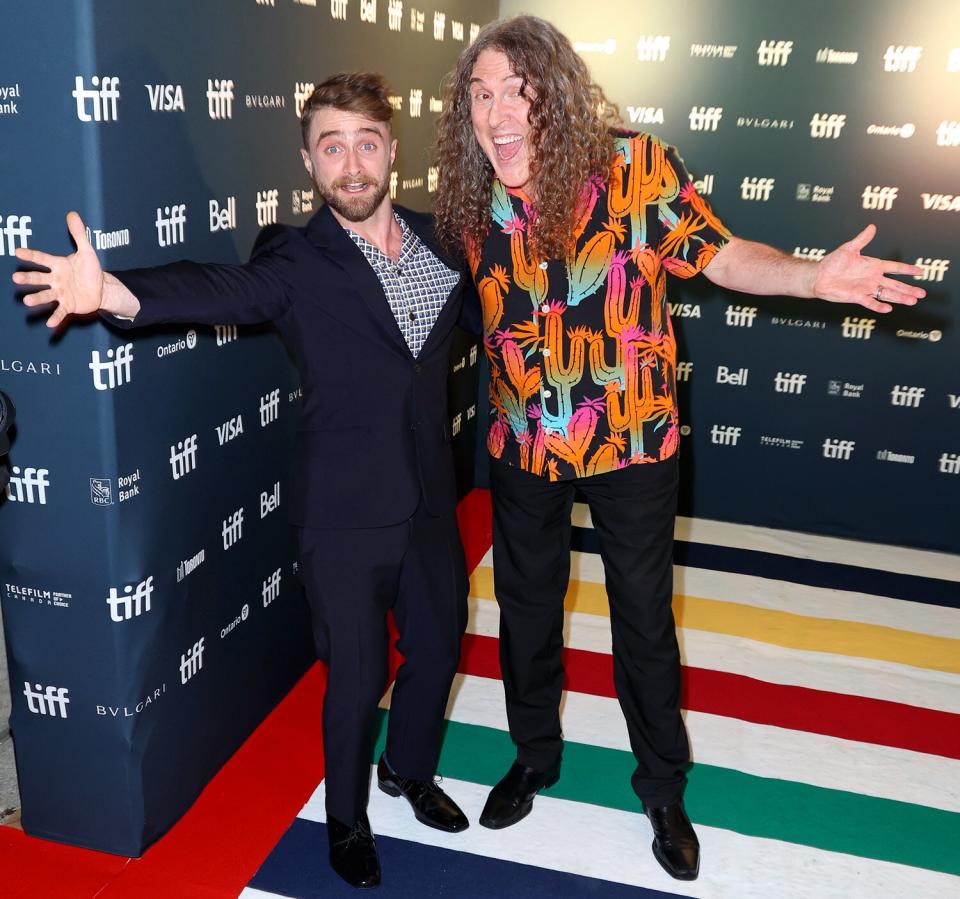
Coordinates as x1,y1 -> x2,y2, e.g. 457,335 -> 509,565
14,72 -> 473,890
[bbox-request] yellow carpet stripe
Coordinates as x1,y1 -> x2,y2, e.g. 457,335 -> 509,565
469,566 -> 960,675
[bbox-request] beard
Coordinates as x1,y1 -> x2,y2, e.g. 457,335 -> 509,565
314,173 -> 390,223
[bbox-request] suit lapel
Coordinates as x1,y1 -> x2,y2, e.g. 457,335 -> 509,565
304,205 -> 411,355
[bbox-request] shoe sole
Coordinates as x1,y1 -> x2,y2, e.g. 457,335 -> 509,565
651,839 -> 699,881
377,779 -> 470,833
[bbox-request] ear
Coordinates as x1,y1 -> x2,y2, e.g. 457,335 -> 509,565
389,138 -> 397,166
300,148 -> 313,176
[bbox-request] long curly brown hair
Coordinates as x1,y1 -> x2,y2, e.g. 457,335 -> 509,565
434,16 -> 619,261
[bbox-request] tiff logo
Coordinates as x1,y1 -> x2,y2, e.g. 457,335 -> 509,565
410,6 -> 424,31
263,568 -> 282,606
388,0 -> 402,31
222,508 -> 244,550
256,189 -> 279,227
0,214 -> 32,255
757,40 -> 793,66
427,166 -> 439,193
452,412 -> 462,437
823,438 -> 855,460
331,0 -> 348,19
741,177 -> 775,200
216,324 -> 238,346
689,105 -> 722,131
937,120 -> 960,146
169,434 -> 199,480
156,204 -> 187,246
90,344 -> 134,390
389,171 -> 398,199
862,185 -> 898,210
841,316 -> 876,339
890,385 -> 925,407
710,425 -> 742,446
676,361 -> 693,382
360,0 -> 376,23
207,78 -> 235,119
884,45 -> 922,72
433,11 -> 445,40
260,388 -> 280,426
810,113 -> 846,139
180,638 -> 205,684
73,75 -> 120,122
794,247 -> 827,261
451,19 -> 464,41
940,453 -> 960,474
107,576 -> 154,622
294,82 -> 316,118
469,23 -> 479,43
5,467 -> 50,504
915,257 -> 950,281
260,481 -> 280,518
725,305 -> 758,327
774,372 -> 807,394
637,35 -> 670,61
24,682 -> 70,718
409,89 -> 423,118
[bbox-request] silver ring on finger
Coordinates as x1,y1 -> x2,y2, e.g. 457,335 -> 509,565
873,286 -> 884,301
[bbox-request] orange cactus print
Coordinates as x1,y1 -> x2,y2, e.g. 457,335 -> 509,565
474,132 -> 730,481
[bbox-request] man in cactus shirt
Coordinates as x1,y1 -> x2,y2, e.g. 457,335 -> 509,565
433,16 -> 925,882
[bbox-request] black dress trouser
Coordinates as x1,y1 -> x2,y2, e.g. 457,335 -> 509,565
490,456 -> 688,808
297,501 -> 469,823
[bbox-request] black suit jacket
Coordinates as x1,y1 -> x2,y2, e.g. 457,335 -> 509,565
111,203 -> 471,529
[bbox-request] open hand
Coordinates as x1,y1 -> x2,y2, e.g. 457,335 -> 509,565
12,211 -> 104,328
813,224 -> 926,313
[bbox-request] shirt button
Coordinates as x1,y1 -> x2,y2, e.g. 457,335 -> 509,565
542,348 -> 551,357
539,261 -> 548,270
542,389 -> 552,398
540,304 -> 550,313
409,311 -> 417,321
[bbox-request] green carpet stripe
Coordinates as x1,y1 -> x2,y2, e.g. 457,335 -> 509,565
371,711 -> 960,876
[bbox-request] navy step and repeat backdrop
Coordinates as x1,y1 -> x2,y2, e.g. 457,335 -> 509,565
0,0 -> 493,855
503,0 -> 960,553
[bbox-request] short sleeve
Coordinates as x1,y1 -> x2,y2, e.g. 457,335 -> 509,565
655,139 -> 732,279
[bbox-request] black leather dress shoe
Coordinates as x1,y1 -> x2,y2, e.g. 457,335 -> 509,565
377,753 -> 469,832
327,812 -> 381,889
479,761 -> 560,829
645,799 -> 700,881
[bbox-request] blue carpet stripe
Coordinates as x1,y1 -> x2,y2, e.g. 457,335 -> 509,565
249,818 -> 692,899
571,528 -> 960,610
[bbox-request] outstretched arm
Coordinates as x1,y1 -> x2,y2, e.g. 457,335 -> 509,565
12,212 -> 140,327
702,224 -> 926,314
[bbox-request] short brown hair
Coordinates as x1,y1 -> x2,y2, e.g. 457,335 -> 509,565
300,72 -> 393,147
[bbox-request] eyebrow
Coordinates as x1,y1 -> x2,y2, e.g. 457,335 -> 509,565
469,74 -> 522,85
315,127 -> 382,142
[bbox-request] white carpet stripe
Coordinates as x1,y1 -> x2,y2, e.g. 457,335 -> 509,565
572,506 -> 959,581
297,778 -> 960,899
467,597 -> 960,714
238,889 -> 283,899
427,674 -> 960,814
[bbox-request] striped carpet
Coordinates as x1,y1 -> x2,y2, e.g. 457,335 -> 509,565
244,499 -> 960,899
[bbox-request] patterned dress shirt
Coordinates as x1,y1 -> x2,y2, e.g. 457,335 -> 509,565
346,211 -> 460,358
469,132 -> 731,481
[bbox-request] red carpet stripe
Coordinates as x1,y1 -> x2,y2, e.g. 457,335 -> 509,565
458,632 -> 960,760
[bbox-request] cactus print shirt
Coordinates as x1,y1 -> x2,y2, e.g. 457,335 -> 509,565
469,133 -> 731,481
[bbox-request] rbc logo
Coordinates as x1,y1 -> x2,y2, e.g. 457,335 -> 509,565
73,75 -> 120,122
